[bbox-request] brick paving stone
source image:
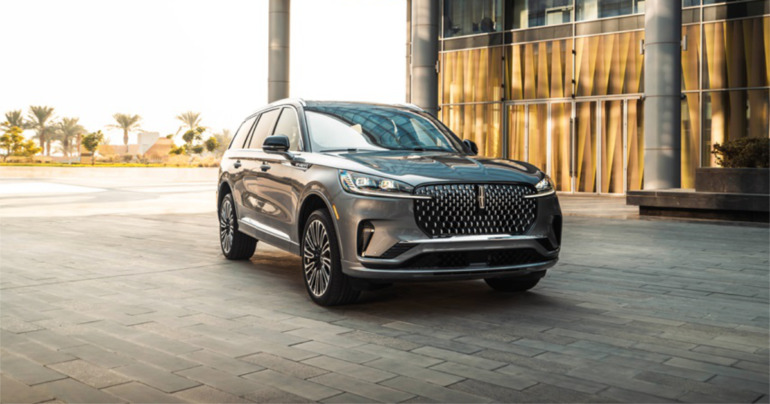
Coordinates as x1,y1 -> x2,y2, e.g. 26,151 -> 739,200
0,374 -> 54,403
321,392 -> 377,403
240,352 -> 328,379
59,344 -> 135,369
309,372 -> 415,403
380,376 -> 491,403
34,378 -> 121,403
411,346 -> 505,370
429,361 -> 537,391
243,369 -> 341,401
4,340 -> 77,365
0,351 -> 68,386
290,341 -> 380,364
114,363 -> 200,393
242,385 -> 314,403
104,382 -> 190,403
173,385 -> 252,403
47,359 -> 129,389
364,358 -> 464,386
180,349 -> 265,376
175,366 -> 261,396
301,355 -> 396,383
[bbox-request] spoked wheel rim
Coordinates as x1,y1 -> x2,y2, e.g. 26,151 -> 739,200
219,198 -> 235,254
303,219 -> 331,297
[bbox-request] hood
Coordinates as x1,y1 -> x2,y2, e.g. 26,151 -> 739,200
319,150 -> 543,185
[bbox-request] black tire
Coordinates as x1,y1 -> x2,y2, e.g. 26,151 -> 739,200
219,193 -> 257,260
484,272 -> 544,292
301,209 -> 360,306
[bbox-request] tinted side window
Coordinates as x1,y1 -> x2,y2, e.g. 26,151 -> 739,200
230,116 -> 257,149
272,108 -> 302,151
248,109 -> 281,149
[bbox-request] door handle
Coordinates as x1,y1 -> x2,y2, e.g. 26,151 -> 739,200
260,163 -> 271,172
233,160 -> 242,169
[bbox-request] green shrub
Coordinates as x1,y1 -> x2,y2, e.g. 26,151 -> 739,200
711,137 -> 770,168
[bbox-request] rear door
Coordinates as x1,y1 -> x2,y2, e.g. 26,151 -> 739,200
239,108 -> 281,233
224,115 -> 257,220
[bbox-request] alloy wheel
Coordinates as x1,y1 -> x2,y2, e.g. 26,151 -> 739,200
303,219 -> 331,296
219,198 -> 235,254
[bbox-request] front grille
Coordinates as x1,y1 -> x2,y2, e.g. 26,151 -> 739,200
414,183 -> 537,237
363,248 -> 550,270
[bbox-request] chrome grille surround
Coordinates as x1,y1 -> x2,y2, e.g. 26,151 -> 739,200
414,183 -> 537,237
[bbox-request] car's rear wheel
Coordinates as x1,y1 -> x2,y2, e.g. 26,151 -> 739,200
219,193 -> 257,260
484,272 -> 544,292
302,209 -> 360,306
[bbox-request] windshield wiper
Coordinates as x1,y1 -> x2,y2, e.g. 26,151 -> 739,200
408,147 -> 451,152
321,148 -> 379,153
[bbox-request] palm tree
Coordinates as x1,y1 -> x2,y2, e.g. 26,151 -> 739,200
27,106 -> 56,156
56,118 -> 86,157
2,110 -> 27,130
110,113 -> 142,154
176,111 -> 203,134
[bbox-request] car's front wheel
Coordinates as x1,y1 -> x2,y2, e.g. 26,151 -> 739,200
484,272 -> 544,292
301,209 -> 360,306
219,193 -> 257,260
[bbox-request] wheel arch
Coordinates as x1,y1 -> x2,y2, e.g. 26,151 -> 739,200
297,189 -> 344,258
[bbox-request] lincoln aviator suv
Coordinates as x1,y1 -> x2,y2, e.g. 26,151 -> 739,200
217,99 -> 562,305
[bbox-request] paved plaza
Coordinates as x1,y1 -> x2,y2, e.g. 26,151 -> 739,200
1,167 -> 768,403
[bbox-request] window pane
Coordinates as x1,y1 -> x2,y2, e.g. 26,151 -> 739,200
440,47 -> 502,104
703,17 -> 769,90
702,89 -> 770,167
230,116 -> 256,149
509,0 -> 573,29
576,0 -> 643,21
443,0 -> 502,38
272,108 -> 301,151
248,109 -> 280,149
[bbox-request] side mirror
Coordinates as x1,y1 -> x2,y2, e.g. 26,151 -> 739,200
263,135 -> 291,156
463,139 -> 478,155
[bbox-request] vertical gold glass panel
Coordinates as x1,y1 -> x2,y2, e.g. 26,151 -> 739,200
550,102 -> 572,192
575,101 -> 597,192
703,17 -> 769,90
681,24 -> 700,92
440,47 -> 503,105
507,104 -> 526,160
575,31 -> 644,97
681,94 -> 699,188
627,99 -> 644,191
702,89 -> 770,167
440,104 -> 503,158
601,100 -> 624,193
528,104 -> 548,171
505,40 -> 571,100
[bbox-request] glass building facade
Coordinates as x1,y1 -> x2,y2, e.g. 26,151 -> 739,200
439,0 -> 769,193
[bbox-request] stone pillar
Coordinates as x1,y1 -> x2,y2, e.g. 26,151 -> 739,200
268,0 -> 290,103
643,0 -> 682,189
410,0 -> 439,116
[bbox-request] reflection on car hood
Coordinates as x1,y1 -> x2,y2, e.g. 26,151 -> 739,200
326,151 -> 542,185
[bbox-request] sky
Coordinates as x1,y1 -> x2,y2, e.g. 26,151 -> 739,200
1,0 -> 407,147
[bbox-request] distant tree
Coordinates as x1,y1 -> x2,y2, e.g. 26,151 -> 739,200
82,130 -> 105,165
56,117 -> 86,157
110,113 -> 142,154
165,134 -> 174,139
1,126 -> 41,161
190,145 -> 204,154
204,136 -> 219,153
176,111 -> 204,134
213,129 -> 232,156
169,145 -> 185,155
2,110 -> 27,130
27,106 -> 56,156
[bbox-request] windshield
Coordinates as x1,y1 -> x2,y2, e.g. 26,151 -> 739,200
304,105 -> 464,153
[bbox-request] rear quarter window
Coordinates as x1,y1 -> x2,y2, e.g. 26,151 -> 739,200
230,116 -> 257,149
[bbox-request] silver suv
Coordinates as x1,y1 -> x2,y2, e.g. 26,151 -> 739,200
217,100 -> 562,305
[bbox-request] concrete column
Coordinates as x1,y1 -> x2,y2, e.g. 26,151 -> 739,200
643,0 -> 681,189
268,0 -> 290,103
410,0 -> 439,116
405,0 -> 412,103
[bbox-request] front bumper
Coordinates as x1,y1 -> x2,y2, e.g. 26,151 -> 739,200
332,189 -> 562,281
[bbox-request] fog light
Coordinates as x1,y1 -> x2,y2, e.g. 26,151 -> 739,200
358,221 -> 375,256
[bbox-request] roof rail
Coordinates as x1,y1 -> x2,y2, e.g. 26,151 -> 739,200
397,103 -> 424,111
